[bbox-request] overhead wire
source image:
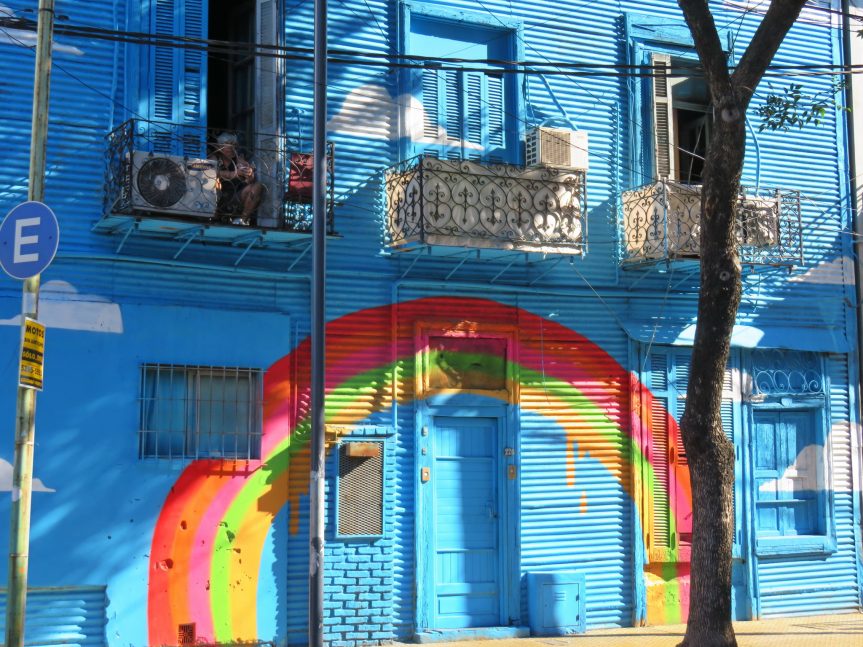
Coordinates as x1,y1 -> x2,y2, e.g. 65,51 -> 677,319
3,14 -> 863,78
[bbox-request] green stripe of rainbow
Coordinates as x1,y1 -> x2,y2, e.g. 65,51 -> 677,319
147,297 -> 691,642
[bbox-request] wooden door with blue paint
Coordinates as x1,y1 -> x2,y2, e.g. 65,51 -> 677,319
431,414 -> 504,629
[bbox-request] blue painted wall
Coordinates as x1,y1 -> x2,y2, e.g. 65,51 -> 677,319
0,0 -> 858,645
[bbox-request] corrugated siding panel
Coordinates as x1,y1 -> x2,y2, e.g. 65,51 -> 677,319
757,354 -> 860,616
518,294 -> 632,628
0,0 -> 125,262
0,587 -> 107,647
519,336 -> 632,627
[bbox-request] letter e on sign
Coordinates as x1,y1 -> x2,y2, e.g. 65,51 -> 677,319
0,202 -> 59,280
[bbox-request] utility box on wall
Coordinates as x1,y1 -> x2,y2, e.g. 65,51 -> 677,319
527,572 -> 586,636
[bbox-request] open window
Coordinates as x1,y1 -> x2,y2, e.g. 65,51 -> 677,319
651,53 -> 711,184
138,0 -> 283,225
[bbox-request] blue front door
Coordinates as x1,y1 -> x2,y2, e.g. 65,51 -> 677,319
430,414 -> 503,628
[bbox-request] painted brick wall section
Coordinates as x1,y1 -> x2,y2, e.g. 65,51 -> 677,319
325,427 -> 396,646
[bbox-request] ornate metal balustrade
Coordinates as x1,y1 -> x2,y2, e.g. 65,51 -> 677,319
621,180 -> 802,267
385,157 -> 587,255
103,119 -> 334,233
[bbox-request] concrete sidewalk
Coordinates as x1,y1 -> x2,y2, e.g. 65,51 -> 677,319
400,614 -> 863,647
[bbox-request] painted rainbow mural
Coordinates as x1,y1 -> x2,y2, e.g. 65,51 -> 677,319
147,297 -> 692,642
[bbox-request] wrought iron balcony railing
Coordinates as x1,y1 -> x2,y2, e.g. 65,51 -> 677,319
621,180 -> 803,267
385,157 -> 587,255
104,119 -> 334,233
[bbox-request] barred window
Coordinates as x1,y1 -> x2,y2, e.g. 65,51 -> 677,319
139,364 -> 263,460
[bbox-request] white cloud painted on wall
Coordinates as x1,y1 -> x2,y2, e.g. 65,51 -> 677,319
326,82 -> 483,150
757,421 -> 861,495
758,443 -> 824,494
0,280 -> 123,333
0,5 -> 84,55
0,458 -> 55,493
789,257 -> 855,286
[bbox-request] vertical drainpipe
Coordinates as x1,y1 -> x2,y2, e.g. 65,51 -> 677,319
309,0 -> 327,639
842,0 -> 863,607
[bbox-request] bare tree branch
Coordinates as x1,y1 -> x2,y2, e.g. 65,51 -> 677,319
677,0 -> 730,92
733,0 -> 809,102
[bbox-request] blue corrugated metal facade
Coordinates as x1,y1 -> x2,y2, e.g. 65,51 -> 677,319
0,0 -> 859,645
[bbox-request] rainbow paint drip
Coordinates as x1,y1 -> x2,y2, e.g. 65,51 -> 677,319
147,297 -> 692,642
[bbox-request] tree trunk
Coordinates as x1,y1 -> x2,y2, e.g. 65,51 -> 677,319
674,2 -> 810,645
678,87 -> 744,647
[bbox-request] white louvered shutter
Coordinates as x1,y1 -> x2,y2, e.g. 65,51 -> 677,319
652,53 -> 675,181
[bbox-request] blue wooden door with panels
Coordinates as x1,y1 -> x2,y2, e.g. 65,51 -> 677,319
429,413 -> 505,629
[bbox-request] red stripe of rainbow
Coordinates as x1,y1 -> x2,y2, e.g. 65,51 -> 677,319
147,297 -> 691,642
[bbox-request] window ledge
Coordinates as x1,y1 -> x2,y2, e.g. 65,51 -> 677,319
756,536 -> 837,557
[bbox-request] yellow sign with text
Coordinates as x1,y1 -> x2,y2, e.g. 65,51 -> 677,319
19,318 -> 44,391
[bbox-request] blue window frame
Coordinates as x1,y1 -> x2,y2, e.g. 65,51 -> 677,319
625,14 -> 733,186
748,350 -> 835,556
754,409 -> 823,536
400,2 -> 523,163
750,402 -> 835,556
139,364 -> 263,460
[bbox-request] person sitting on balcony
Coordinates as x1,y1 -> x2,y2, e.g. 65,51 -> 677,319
210,132 -> 264,226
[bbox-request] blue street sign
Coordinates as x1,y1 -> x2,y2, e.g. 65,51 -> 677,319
0,201 -> 59,280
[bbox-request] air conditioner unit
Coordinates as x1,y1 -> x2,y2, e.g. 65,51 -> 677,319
129,151 -> 218,218
737,196 -> 780,248
526,127 -> 589,170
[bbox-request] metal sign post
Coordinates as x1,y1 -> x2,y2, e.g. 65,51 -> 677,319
4,1 -> 57,647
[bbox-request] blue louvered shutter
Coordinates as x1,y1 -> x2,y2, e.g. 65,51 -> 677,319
485,72 -> 505,160
463,71 -> 505,162
443,69 -> 462,159
422,67 -> 440,144
464,71 -> 483,160
147,0 -> 207,156
417,67 -> 506,161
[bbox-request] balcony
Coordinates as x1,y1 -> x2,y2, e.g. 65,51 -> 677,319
621,180 -> 803,268
385,157 -> 587,255
97,119 -> 334,254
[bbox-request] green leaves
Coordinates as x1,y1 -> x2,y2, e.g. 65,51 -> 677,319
757,79 -> 848,132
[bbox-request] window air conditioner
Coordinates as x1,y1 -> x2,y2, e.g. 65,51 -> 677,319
129,151 -> 218,218
526,127 -> 589,170
737,196 -> 780,248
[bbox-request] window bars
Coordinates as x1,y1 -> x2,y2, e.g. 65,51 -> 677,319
139,364 -> 263,460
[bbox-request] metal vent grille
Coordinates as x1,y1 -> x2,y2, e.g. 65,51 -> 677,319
338,442 -> 383,536
539,128 -> 571,166
178,623 -> 196,645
